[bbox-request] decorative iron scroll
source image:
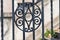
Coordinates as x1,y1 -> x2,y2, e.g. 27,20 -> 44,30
15,2 -> 42,32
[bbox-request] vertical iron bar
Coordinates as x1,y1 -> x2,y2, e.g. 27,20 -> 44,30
32,0 -> 35,40
41,0 -> 44,40
12,0 -> 15,40
22,0 -> 25,40
59,0 -> 60,32
50,0 -> 53,38
1,0 -> 3,40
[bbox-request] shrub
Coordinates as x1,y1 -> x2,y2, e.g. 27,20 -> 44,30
44,29 -> 57,38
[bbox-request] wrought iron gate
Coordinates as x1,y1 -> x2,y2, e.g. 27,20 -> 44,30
1,0 -> 60,40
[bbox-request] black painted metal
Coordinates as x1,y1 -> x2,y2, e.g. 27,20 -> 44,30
15,0 -> 42,40
1,0 -> 57,40
59,0 -> 60,32
32,0 -> 35,40
1,0 -> 4,40
22,0 -> 25,40
41,0 -> 44,40
14,0 -> 42,40
12,0 -> 15,40
50,0 -> 53,38
15,1 -> 42,32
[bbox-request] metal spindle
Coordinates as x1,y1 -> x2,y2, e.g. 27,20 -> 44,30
50,0 -> 53,38
41,0 -> 44,40
22,0 -> 25,40
12,0 -> 15,40
59,0 -> 60,32
32,0 -> 35,40
1,0 -> 3,40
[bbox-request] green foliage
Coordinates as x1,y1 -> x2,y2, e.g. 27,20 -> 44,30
40,38 -> 42,40
52,32 -> 57,38
44,29 -> 51,37
44,29 -> 57,38
40,29 -> 58,40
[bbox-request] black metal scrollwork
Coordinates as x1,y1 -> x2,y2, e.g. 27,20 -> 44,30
16,9 -> 23,17
15,2 -> 42,32
15,18 -> 23,26
34,9 -> 40,16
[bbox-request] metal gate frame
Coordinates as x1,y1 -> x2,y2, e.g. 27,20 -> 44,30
1,0 -> 60,40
